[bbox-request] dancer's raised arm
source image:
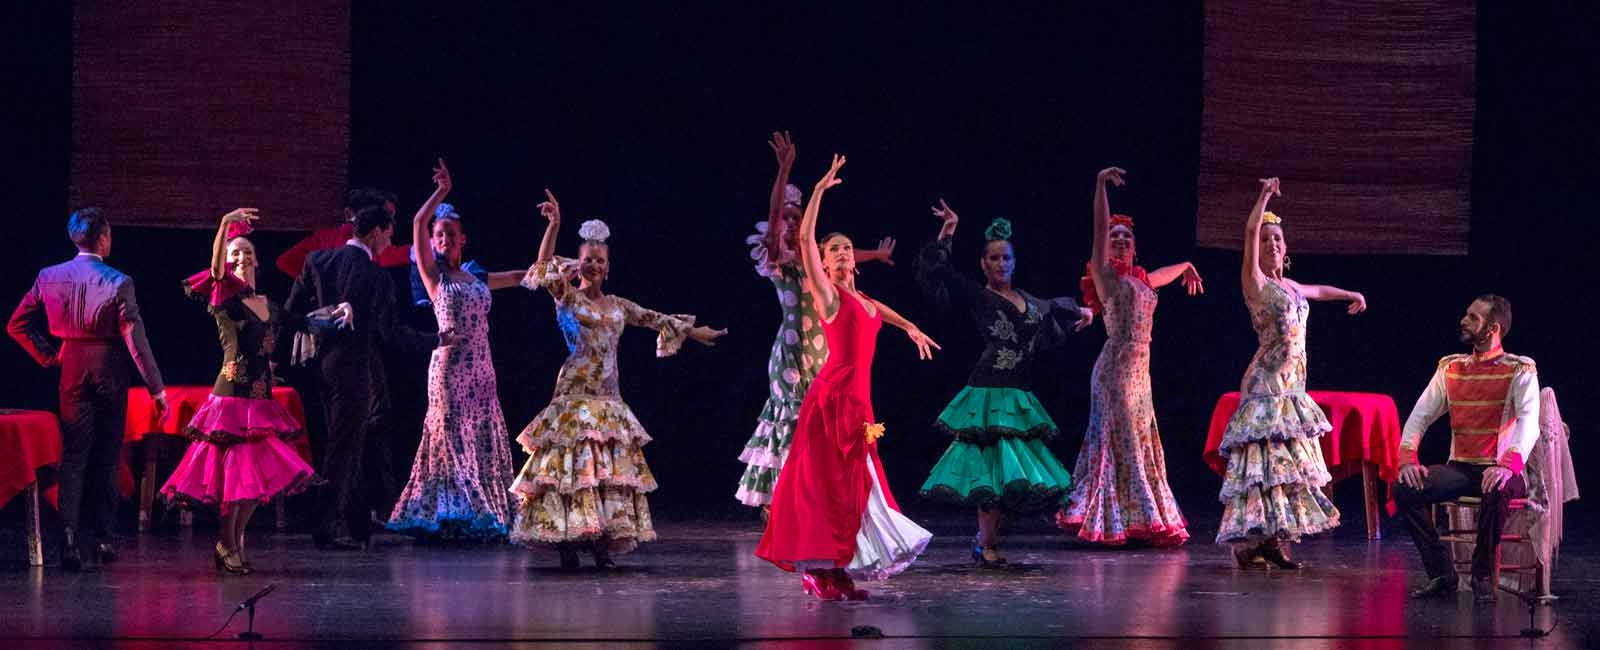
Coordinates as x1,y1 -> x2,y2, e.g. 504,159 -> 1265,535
800,154 -> 847,319
1087,167 -> 1125,300
210,209 -> 258,279
765,131 -> 796,256
535,189 -> 561,264
1147,262 -> 1204,296
869,298 -> 940,360
413,159 -> 452,303
1241,177 -> 1280,300
1295,282 -> 1368,315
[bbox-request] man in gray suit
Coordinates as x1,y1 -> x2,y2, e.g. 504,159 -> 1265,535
8,207 -> 168,571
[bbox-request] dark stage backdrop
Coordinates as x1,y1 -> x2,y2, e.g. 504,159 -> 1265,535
3,3 -> 1596,526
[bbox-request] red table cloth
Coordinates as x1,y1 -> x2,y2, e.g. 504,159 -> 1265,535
0,409 -> 62,507
1204,390 -> 1401,482
126,385 -> 312,461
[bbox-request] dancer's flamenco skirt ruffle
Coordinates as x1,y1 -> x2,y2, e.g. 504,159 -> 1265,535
796,458 -> 933,581
508,396 -> 657,555
386,432 -> 513,540
735,394 -> 798,507
1214,391 -> 1341,545
919,386 -> 1071,513
159,395 -> 316,514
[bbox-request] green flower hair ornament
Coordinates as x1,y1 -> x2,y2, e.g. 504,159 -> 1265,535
984,218 -> 1013,242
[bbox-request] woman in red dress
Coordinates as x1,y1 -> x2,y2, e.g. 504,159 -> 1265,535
755,154 -> 938,601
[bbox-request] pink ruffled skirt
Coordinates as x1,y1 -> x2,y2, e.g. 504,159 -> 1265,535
160,394 -> 315,512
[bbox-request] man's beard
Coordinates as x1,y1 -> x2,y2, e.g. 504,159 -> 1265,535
1459,325 -> 1487,346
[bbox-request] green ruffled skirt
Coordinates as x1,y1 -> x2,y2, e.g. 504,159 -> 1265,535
920,386 -> 1071,513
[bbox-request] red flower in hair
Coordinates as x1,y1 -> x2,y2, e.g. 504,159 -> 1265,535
225,220 -> 254,240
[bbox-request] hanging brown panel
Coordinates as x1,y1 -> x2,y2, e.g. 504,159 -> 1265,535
1198,0 -> 1473,255
71,1 -> 349,231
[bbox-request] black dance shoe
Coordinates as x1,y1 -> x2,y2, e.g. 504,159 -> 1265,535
1408,575 -> 1460,599
1471,577 -> 1497,603
95,543 -> 118,565
1259,542 -> 1302,570
60,528 -> 90,572
971,534 -> 1008,567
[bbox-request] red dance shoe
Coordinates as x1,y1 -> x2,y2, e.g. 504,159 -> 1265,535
801,570 -> 844,600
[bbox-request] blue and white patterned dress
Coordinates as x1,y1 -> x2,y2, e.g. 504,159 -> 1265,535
387,275 -> 514,538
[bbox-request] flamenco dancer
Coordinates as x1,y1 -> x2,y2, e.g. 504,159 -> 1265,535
736,131 -> 895,513
387,160 -> 523,540
915,201 -> 1091,566
162,209 -> 348,573
1214,178 -> 1366,568
509,205 -> 727,569
756,154 -> 937,601
1057,167 -> 1198,547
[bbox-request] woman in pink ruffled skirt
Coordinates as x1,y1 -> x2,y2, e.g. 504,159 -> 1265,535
160,209 -> 348,574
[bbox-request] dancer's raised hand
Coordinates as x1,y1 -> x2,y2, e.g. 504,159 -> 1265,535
770,131 -> 795,170
1097,167 -> 1127,187
221,208 -> 259,226
815,154 -> 846,192
538,189 -> 560,223
872,237 -> 897,265
432,158 -> 452,196
932,198 -> 959,240
1258,177 -> 1281,197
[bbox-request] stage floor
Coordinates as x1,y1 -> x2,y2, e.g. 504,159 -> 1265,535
0,513 -> 1593,648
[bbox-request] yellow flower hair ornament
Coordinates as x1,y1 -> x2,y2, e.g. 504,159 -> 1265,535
864,421 -> 886,444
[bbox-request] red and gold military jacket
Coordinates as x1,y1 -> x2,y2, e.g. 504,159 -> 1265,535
1400,348 -> 1540,474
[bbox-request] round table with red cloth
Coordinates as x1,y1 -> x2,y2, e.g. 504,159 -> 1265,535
125,385 -> 312,531
0,409 -> 63,566
0,409 -> 62,508
1203,390 -> 1401,540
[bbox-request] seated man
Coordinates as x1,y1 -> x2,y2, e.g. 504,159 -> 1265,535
1395,294 -> 1539,602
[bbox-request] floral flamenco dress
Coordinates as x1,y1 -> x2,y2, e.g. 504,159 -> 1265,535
387,275 -> 515,539
1215,281 -> 1340,545
757,286 -> 932,581
1057,269 -> 1189,546
915,238 -> 1076,513
735,227 -> 829,506
508,257 -> 696,555
159,271 -> 319,512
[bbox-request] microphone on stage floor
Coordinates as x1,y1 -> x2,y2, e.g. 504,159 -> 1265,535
237,583 -> 277,611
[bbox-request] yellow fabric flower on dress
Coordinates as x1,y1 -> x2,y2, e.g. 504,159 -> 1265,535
864,422 -> 886,444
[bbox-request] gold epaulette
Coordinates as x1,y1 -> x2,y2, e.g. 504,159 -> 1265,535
1437,354 -> 1469,370
1501,353 -> 1537,372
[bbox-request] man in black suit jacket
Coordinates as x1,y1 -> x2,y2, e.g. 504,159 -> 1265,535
287,205 -> 436,549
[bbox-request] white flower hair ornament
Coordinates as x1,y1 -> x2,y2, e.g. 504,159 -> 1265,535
783,184 -> 803,207
435,202 -> 461,221
578,219 -> 611,244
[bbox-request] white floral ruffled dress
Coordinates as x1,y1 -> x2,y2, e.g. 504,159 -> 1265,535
508,257 -> 695,555
1215,281 -> 1341,545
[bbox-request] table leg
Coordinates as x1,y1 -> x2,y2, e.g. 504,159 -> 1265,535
179,507 -> 193,527
139,441 -> 156,533
24,482 -> 43,567
276,499 -> 286,532
1362,461 -> 1381,540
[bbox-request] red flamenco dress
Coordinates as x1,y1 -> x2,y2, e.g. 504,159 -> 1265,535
158,271 -> 318,513
756,287 -> 931,596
